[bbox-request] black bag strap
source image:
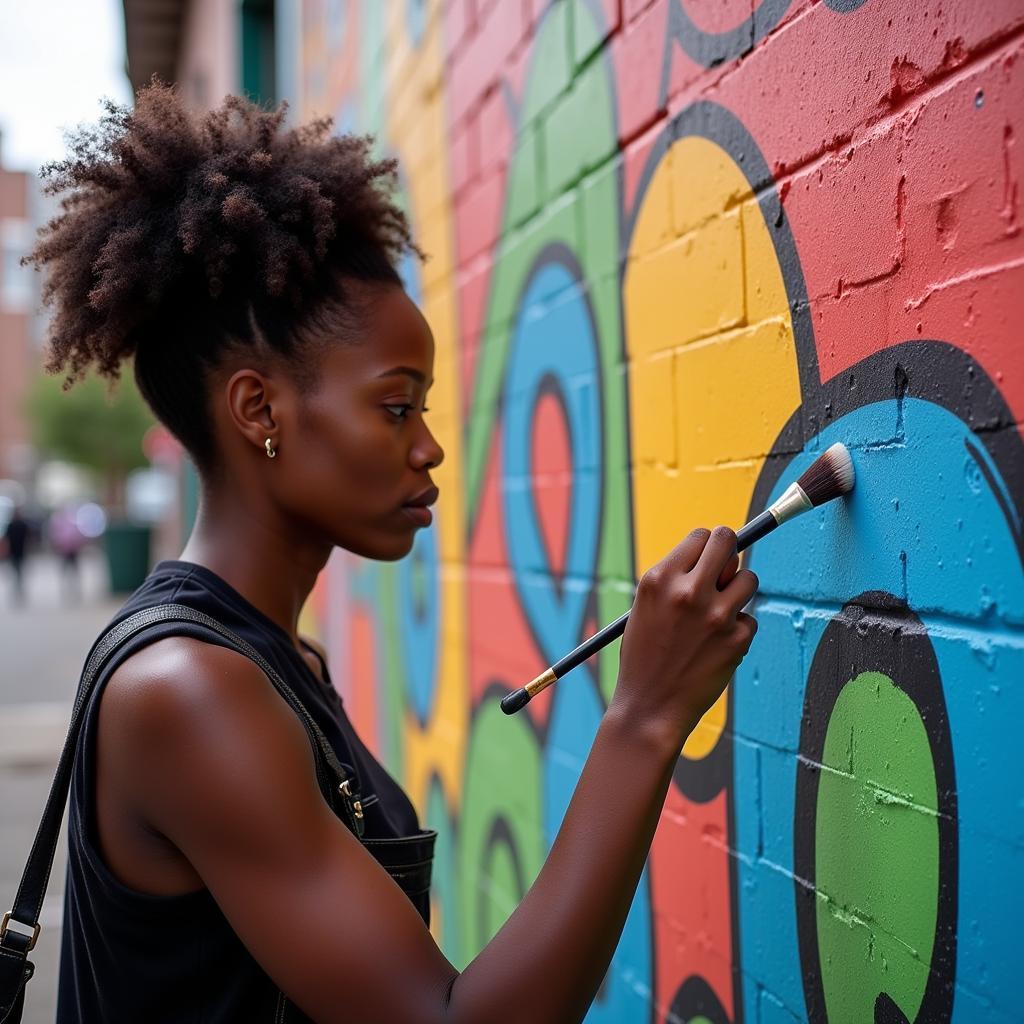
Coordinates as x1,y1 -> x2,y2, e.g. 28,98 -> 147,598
0,603 -> 366,1022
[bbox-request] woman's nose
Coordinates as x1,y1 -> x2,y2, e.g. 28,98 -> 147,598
412,423 -> 444,470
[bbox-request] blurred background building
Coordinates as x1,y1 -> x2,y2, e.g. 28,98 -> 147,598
0,134 -> 39,487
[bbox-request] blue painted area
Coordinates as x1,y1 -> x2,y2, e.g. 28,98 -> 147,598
544,675 -> 653,1021
399,247 -> 422,305
733,399 -> 1024,1022
273,0 -> 302,113
503,258 -> 651,1018
406,0 -> 427,47
334,99 -> 357,138
502,262 -> 603,667
393,174 -> 422,308
327,0 -> 347,49
398,521 -> 441,725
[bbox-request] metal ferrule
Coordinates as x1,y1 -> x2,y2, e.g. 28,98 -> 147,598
525,667 -> 557,698
768,481 -> 813,526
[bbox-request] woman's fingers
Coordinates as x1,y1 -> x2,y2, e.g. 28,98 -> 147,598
717,553 -> 740,590
693,526 -> 738,589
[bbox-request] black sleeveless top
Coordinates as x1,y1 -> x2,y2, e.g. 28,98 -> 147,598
56,559 -> 426,1023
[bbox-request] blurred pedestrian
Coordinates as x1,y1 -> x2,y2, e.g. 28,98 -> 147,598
2,504 -> 30,606
49,503 -> 87,604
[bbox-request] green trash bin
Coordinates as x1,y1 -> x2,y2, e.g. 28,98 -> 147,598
103,520 -> 152,593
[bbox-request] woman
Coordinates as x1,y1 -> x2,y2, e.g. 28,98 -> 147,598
29,84 -> 757,1023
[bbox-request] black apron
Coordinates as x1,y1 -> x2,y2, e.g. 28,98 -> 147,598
54,560 -> 435,1023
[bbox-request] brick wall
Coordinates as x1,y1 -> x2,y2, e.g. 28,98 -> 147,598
291,3 -> 1024,1020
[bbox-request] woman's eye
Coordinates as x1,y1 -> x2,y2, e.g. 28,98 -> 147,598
384,404 -> 430,421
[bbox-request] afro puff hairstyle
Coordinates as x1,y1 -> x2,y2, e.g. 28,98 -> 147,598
26,80 -> 420,473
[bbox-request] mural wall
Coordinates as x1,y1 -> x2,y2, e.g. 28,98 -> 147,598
290,2 -> 1024,1020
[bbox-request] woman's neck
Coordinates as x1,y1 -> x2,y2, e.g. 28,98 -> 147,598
178,491 -> 330,645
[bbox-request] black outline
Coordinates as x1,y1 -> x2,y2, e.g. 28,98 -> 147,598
666,0 -> 793,70
668,975 -> 731,1024
793,593 -> 957,1023
823,0 -> 871,12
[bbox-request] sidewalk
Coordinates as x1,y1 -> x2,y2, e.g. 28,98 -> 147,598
0,550 -> 122,1023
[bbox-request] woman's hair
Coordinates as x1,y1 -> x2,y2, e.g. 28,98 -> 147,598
26,80 -> 420,472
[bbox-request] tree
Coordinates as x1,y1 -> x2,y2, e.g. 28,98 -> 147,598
26,368 -> 155,515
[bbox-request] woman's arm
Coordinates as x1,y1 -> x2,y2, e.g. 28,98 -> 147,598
448,702 -> 679,1022
101,528 -> 755,1024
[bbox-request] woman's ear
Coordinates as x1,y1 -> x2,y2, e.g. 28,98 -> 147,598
224,367 -> 279,453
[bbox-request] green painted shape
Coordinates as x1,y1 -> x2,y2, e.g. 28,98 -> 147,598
544,46 -> 618,199
505,125 -> 541,230
457,701 -> 544,968
816,671 -> 939,1024
573,0 -> 607,67
520,2 -> 573,130
425,780 -> 461,968
465,0 -> 596,519
480,838 -> 520,945
465,3 -> 628,708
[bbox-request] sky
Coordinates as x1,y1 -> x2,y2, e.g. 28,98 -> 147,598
0,0 -> 133,173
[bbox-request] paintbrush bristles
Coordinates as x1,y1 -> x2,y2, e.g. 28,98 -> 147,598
796,442 -> 855,507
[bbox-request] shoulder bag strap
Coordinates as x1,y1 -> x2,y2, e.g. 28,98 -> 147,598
0,603 -> 364,1023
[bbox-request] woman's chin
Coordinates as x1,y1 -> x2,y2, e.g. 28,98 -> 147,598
341,530 -> 417,562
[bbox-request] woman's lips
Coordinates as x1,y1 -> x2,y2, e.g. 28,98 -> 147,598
400,505 -> 433,527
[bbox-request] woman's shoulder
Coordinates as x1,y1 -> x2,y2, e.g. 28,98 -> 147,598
99,637 -> 270,750
97,635 -> 315,817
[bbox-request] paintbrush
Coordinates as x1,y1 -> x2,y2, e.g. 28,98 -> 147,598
500,442 -> 855,715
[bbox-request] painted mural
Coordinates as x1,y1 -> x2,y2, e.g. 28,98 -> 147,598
292,1 -> 1024,1021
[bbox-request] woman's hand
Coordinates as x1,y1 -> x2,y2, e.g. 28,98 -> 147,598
612,526 -> 759,750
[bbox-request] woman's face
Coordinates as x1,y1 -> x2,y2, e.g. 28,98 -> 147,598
274,283 -> 444,562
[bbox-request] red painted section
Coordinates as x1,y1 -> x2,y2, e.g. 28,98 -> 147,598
467,434 -> 554,727
630,0 -> 1024,422
679,0 -> 762,36
531,390 -> 572,582
612,2 -> 670,147
651,785 -> 734,1023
